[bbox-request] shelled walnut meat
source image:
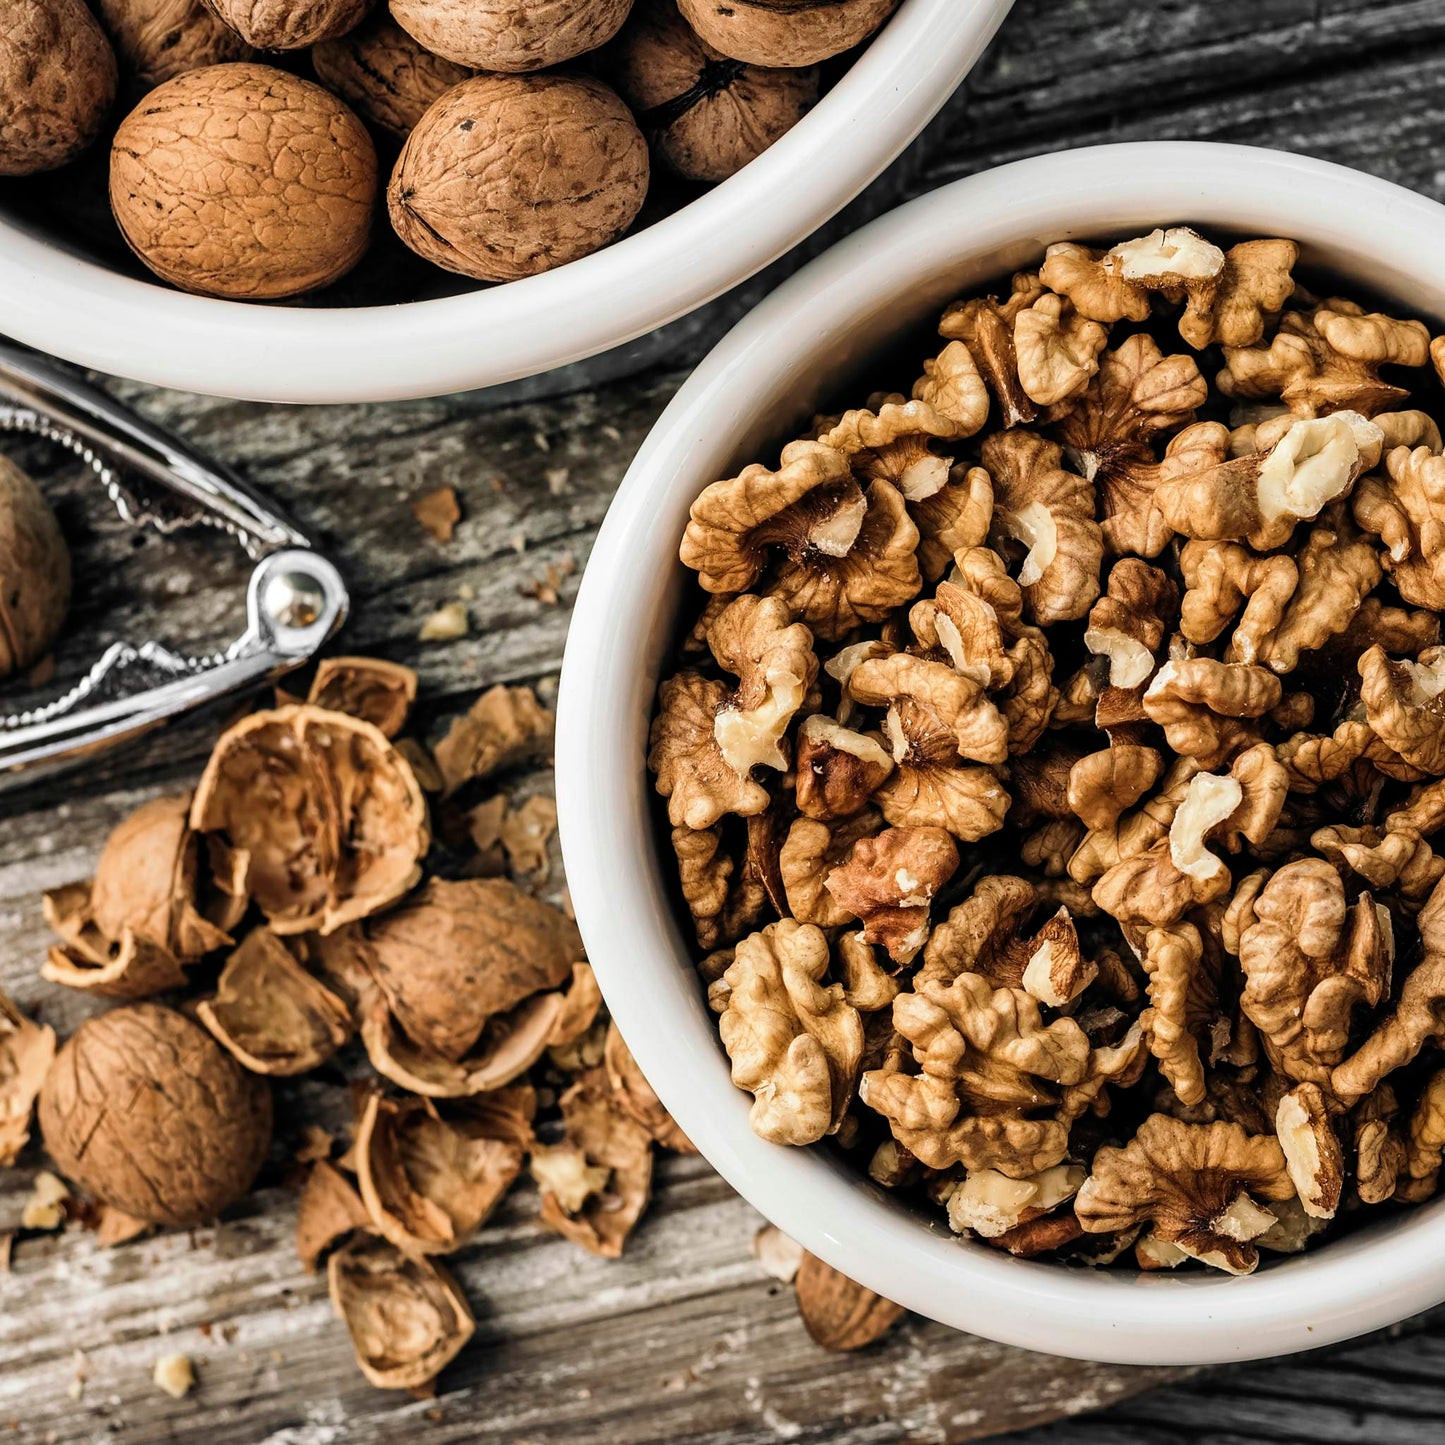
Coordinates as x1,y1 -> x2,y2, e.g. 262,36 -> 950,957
651,224 -> 1445,1275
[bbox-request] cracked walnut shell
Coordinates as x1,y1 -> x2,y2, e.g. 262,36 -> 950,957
0,454 -> 70,679
0,989 -> 55,1167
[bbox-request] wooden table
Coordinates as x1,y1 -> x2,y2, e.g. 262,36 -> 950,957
5,2 -> 1445,1441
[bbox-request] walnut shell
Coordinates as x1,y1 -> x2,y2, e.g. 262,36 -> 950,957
96,0 -> 252,90
0,455 -> 70,677
38,1003 -> 272,1226
110,63 -> 377,300
676,0 -> 897,67
0,0 -> 117,177
387,73 -> 648,283
205,0 -> 368,49
312,14 -> 470,138
605,0 -> 817,183
388,0 -> 632,70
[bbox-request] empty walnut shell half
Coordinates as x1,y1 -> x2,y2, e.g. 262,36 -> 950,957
355,1090 -> 529,1255
0,454 -> 71,678
308,656 -> 418,739
190,704 -> 429,936
38,1003 -> 272,1226
296,1159 -> 370,1273
0,988 -> 56,1166
196,928 -> 353,1076
43,792 -> 247,998
328,1236 -> 475,1390
677,0 -> 898,67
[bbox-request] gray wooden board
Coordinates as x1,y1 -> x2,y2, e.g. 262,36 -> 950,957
4,2 -> 1445,1442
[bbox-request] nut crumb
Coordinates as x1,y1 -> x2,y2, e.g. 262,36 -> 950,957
152,1354 -> 196,1400
411,487 -> 461,544
750,1223 -> 804,1283
419,600 -> 470,642
21,1171 -> 68,1231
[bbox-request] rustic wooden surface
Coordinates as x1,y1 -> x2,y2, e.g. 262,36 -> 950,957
5,1 -> 1445,1441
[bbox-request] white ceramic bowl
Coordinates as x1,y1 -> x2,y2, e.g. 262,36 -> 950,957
0,0 -> 1011,404
557,140 -> 1445,1366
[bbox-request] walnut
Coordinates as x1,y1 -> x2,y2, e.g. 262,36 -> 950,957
1067,743 -> 1162,831
718,920 -> 863,1144
38,1003 -> 271,1226
433,683 -> 554,796
207,0 -> 365,47
780,810 -> 878,927
296,1160 -> 369,1272
1274,1083 -> 1343,1219
191,705 -> 428,935
97,0 -> 250,90
1238,859 -> 1392,1087
860,972 -> 1091,1176
872,699 -> 1008,840
673,824 -> 765,948
535,1068 -> 654,1258
919,872 -> 1036,987
604,1022 -> 693,1153
912,464 -> 992,582
0,990 -> 55,1166
1179,238 -> 1298,349
0,455 -> 70,678
1311,823 -> 1444,908
1142,658 -> 1280,768
355,1090 -> 527,1255
1218,303 -> 1429,418
314,14 -> 470,137
848,651 -> 1007,765
196,928 -> 351,1076
388,74 -> 648,282
794,714 -> 894,821
651,673 -> 768,829
1075,1115 -> 1293,1275
44,793 -> 246,998
110,64 -> 376,300
1352,1085 -> 1408,1205
605,0 -> 818,182
946,1163 -> 1084,1239
983,430 -> 1102,625
1402,1070 -> 1445,1191
308,656 -> 417,739
363,878 -> 578,1062
677,0 -> 898,67
939,273 -> 1046,429
1084,560 -> 1177,689
0,0 -> 116,176
824,825 -> 959,963
391,0 -> 631,69
1357,446 -> 1445,611
1013,293 -> 1107,407
1048,335 -> 1207,557
1156,411 -> 1383,551
1358,643 -> 1445,774
328,1237 -> 474,1390
793,1252 -> 906,1352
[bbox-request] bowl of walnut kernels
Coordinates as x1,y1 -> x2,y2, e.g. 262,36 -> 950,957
557,141 -> 1445,1364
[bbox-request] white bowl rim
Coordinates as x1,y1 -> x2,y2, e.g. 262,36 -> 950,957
0,0 -> 1013,404
557,139 -> 1445,1367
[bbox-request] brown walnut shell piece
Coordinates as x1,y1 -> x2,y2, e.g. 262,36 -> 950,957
328,1236 -> 475,1391
0,989 -> 57,1166
0,455 -> 70,678
678,0 -> 898,67
0,0 -> 117,177
38,1003 -> 272,1227
794,1252 -> 906,1351
355,1090 -> 529,1255
97,0 -> 251,90
313,15 -> 471,136
206,0 -> 367,47
296,1159 -> 370,1272
388,74 -> 649,284
110,63 -> 377,300
606,0 -> 818,183
390,0 -> 632,70
433,683 -> 554,796
307,656 -> 418,739
190,703 -> 429,937
196,929 -> 353,1076
363,877 -> 580,1061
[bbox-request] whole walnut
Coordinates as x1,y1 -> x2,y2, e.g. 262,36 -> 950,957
96,0 -> 252,91
389,0 -> 633,70
205,0 -> 368,49
677,0 -> 898,67
0,455 -> 70,679
110,63 -> 377,299
388,74 -> 649,283
0,0 -> 118,177
605,0 -> 818,182
38,1003 -> 272,1226
313,13 -> 471,138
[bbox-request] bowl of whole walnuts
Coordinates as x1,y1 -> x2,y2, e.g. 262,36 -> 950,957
556,140 -> 1445,1366
0,0 -> 1012,402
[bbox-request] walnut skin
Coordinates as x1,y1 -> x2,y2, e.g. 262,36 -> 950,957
98,0 -> 251,90
388,74 -> 648,283
0,455 -> 70,678
677,0 -> 897,67
390,0 -> 632,70
206,0 -> 367,48
606,0 -> 818,183
0,0 -> 117,177
110,64 -> 376,299
38,1003 -> 272,1227
313,15 -> 471,138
